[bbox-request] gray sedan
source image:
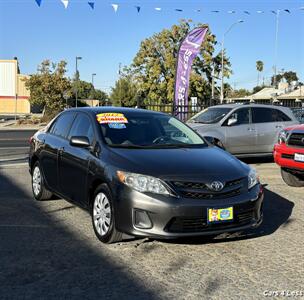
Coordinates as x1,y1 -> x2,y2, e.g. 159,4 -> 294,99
187,104 -> 299,157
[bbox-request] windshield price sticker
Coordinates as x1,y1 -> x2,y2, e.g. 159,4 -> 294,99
97,113 -> 128,124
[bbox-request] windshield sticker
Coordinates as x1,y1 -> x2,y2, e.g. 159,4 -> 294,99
108,123 -> 126,129
96,113 -> 128,124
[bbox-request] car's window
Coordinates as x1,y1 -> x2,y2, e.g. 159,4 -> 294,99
252,107 -> 282,123
271,109 -> 291,122
188,107 -> 232,124
68,113 -> 95,144
224,108 -> 250,126
49,112 -> 75,139
99,112 -> 205,148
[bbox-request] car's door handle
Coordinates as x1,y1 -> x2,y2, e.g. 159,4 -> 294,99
276,125 -> 283,129
247,128 -> 256,132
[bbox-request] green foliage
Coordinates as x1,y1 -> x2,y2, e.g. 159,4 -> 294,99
256,60 -> 264,73
271,71 -> 299,86
110,75 -> 138,107
131,20 -> 232,105
230,88 -> 251,98
252,85 -> 264,94
25,60 -> 71,116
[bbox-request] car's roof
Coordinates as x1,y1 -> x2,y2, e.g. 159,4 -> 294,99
208,103 -> 291,110
66,106 -> 167,116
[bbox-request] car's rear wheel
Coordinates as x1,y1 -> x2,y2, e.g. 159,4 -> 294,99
32,161 -> 53,200
92,184 -> 122,244
281,168 -> 304,187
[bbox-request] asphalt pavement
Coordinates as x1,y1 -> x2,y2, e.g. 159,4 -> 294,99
0,129 -> 36,163
0,162 -> 303,299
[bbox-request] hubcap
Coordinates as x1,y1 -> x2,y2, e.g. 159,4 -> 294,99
93,192 -> 111,236
32,166 -> 41,196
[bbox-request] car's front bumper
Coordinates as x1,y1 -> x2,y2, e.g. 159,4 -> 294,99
274,143 -> 304,172
113,183 -> 264,239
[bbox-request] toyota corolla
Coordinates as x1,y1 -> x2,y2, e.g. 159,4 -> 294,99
29,107 -> 263,243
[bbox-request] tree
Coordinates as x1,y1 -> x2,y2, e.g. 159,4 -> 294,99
110,75 -> 137,107
283,71 -> 298,84
256,60 -> 264,86
131,20 -> 232,105
229,88 -> 251,98
271,71 -> 299,86
252,85 -> 264,94
25,60 -> 71,117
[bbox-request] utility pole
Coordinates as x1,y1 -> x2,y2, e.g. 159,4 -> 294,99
91,73 -> 96,107
220,20 -> 244,104
75,56 -> 82,108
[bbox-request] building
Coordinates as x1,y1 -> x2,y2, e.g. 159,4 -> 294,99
230,82 -> 304,107
0,59 -> 31,114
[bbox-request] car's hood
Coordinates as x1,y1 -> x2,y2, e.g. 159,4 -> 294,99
285,124 -> 304,132
187,122 -> 218,132
107,146 -> 249,182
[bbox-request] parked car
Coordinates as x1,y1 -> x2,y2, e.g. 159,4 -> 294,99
187,104 -> 299,157
273,124 -> 304,187
29,107 -> 263,243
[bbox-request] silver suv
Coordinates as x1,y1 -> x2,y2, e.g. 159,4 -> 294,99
187,104 -> 299,156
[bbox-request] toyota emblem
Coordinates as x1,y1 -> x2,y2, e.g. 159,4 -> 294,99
209,181 -> 224,192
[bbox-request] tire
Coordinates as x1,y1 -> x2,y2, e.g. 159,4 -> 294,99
281,168 -> 304,187
31,161 -> 53,200
91,184 -> 122,244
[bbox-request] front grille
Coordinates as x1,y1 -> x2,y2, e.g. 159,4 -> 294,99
165,209 -> 255,233
170,177 -> 245,200
288,133 -> 304,148
182,188 -> 241,199
281,153 -> 294,160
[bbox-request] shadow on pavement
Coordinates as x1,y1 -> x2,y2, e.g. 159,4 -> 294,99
162,187 -> 294,245
239,156 -> 274,165
0,169 -> 159,299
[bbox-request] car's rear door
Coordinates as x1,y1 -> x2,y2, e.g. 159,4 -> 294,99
222,107 -> 257,154
39,112 -> 76,192
58,112 -> 96,205
252,107 -> 291,153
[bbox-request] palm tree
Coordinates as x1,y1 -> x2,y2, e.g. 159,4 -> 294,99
256,60 -> 264,86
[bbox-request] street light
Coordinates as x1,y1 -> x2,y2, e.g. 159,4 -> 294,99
75,56 -> 82,108
91,73 -> 96,106
91,73 -> 96,87
220,20 -> 244,104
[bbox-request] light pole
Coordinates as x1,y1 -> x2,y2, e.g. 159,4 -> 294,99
91,73 -> 96,106
75,56 -> 82,107
220,20 -> 244,103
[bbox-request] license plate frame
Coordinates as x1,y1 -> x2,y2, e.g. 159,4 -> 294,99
294,153 -> 304,162
207,207 -> 234,223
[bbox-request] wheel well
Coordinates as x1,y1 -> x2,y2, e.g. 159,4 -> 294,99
30,155 -> 39,173
88,179 -> 105,208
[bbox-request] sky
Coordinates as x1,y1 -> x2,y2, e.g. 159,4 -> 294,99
0,0 -> 303,94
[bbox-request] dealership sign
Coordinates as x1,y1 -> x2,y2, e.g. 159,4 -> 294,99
174,26 -> 208,119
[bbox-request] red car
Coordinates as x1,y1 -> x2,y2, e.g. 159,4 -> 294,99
274,124 -> 304,187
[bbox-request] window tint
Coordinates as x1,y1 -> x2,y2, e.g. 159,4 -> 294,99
252,107 -> 291,123
50,112 -> 75,139
252,108 -> 273,123
68,114 -> 94,144
271,109 -> 291,122
225,108 -> 250,126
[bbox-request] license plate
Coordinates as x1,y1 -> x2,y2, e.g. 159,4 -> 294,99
294,153 -> 304,162
208,207 -> 233,223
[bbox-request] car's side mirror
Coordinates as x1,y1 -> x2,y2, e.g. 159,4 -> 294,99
227,118 -> 237,126
70,136 -> 91,148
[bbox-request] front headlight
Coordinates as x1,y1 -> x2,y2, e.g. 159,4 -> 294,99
117,171 -> 171,195
248,168 -> 259,189
278,130 -> 289,144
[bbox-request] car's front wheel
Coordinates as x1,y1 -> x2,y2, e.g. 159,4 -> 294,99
92,184 -> 122,243
281,168 -> 304,187
32,161 -> 53,200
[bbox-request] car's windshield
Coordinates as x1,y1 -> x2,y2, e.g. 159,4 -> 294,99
98,112 -> 206,148
189,107 -> 232,124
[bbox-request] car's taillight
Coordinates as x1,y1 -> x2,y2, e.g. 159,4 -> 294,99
29,136 -> 33,144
